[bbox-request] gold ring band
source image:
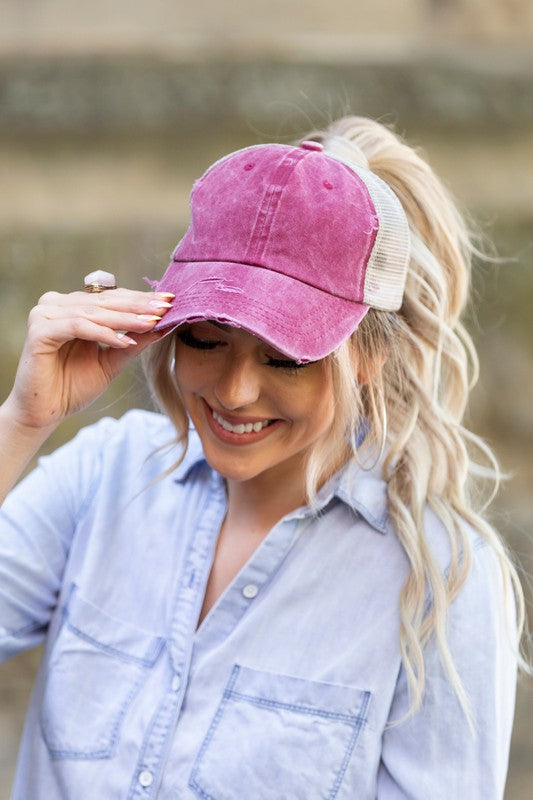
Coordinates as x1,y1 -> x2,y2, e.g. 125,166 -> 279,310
84,283 -> 117,293
83,270 -> 117,293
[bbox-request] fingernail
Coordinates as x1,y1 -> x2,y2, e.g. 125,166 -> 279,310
156,292 -> 175,299
148,300 -> 173,309
116,333 -> 137,345
137,314 -> 162,322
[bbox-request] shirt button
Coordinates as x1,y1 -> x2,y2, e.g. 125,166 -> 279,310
242,583 -> 259,599
139,770 -> 154,788
171,674 -> 181,692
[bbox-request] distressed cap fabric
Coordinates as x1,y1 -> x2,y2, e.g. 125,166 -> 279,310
152,140 -> 410,361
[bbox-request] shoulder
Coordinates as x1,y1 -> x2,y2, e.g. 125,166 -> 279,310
83,410 -> 206,480
100,409 -> 206,475
40,409 -> 173,471
415,505 -> 516,645
421,504 -> 497,581
78,408 -> 176,446
37,410 -> 206,487
344,462 -> 508,611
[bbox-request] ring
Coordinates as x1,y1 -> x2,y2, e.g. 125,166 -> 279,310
84,270 -> 117,293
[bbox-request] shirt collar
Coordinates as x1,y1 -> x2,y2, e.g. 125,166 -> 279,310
171,429 -> 207,482
172,429 -> 390,536
335,464 -> 391,535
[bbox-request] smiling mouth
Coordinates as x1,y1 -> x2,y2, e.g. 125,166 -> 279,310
212,410 -> 272,435
203,400 -> 280,441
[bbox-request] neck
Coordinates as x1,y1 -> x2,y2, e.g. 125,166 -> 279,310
224,454 -> 309,537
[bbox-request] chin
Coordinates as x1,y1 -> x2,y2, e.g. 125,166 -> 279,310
202,450 -> 261,483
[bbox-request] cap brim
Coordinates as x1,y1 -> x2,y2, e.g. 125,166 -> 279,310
153,261 -> 369,362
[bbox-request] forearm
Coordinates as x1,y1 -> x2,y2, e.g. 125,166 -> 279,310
0,399 -> 59,505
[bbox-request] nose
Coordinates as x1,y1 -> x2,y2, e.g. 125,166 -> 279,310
213,354 -> 262,411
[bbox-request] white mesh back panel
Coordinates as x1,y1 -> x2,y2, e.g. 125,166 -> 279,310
328,154 -> 411,310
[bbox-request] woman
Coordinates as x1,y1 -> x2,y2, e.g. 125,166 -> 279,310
0,117 -> 525,798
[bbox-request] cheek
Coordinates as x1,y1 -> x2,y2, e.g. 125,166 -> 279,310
283,373 -> 336,432
174,349 -> 210,393
173,363 -> 192,397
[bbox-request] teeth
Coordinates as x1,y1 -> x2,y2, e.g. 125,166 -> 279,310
213,410 -> 270,435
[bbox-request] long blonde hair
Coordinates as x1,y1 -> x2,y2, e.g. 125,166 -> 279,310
143,116 -> 527,722
303,116 -> 527,722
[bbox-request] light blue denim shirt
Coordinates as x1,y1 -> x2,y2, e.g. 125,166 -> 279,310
0,410 -> 517,799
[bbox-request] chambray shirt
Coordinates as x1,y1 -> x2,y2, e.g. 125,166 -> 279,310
0,410 -> 517,799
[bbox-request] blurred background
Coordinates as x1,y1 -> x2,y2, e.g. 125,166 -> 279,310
0,1 -> 532,796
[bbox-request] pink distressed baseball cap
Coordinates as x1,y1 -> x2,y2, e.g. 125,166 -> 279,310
151,140 -> 410,361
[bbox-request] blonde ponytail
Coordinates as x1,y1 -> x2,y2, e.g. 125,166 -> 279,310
302,116 -> 528,722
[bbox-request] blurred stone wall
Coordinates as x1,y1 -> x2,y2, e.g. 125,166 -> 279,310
2,0 -> 533,52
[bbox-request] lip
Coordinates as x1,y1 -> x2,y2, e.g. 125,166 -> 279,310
202,399 -> 283,445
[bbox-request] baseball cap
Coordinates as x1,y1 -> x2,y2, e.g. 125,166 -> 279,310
151,140 -> 410,362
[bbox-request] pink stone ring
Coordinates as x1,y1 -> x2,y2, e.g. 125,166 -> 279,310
83,270 -> 117,293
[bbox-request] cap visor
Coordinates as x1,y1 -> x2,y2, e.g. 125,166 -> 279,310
153,261 -> 369,361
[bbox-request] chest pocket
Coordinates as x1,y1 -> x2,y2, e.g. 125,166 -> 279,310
40,585 -> 164,760
189,664 -> 371,800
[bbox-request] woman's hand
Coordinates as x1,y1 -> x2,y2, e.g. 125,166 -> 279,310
3,287 -> 174,432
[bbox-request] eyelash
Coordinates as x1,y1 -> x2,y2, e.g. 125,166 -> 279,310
268,358 -> 308,372
178,329 -> 218,350
177,329 -> 309,371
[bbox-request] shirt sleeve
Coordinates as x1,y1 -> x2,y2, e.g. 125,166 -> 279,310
0,417 -> 115,662
376,539 -> 518,800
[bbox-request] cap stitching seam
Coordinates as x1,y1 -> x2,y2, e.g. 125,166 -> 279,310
246,149 -> 309,264
170,260 -> 368,305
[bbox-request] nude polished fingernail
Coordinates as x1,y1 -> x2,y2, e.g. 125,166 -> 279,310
148,300 -> 173,309
156,292 -> 175,299
137,315 -> 162,322
116,333 -> 137,345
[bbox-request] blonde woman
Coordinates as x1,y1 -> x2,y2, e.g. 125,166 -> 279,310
0,117 -> 524,799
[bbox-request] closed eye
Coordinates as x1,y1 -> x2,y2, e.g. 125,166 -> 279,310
178,327 -> 312,370
177,329 -> 221,349
267,358 -> 311,370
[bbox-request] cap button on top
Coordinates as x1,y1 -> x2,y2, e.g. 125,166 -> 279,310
300,140 -> 324,152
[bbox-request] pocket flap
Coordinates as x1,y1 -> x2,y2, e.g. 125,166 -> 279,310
227,664 -> 369,722
64,585 -> 164,666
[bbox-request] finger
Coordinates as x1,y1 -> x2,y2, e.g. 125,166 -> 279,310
27,316 -> 141,352
31,303 -> 168,335
99,328 -> 170,376
36,289 -> 175,315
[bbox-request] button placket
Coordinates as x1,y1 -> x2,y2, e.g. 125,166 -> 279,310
129,471 -> 227,799
193,516 -> 312,659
